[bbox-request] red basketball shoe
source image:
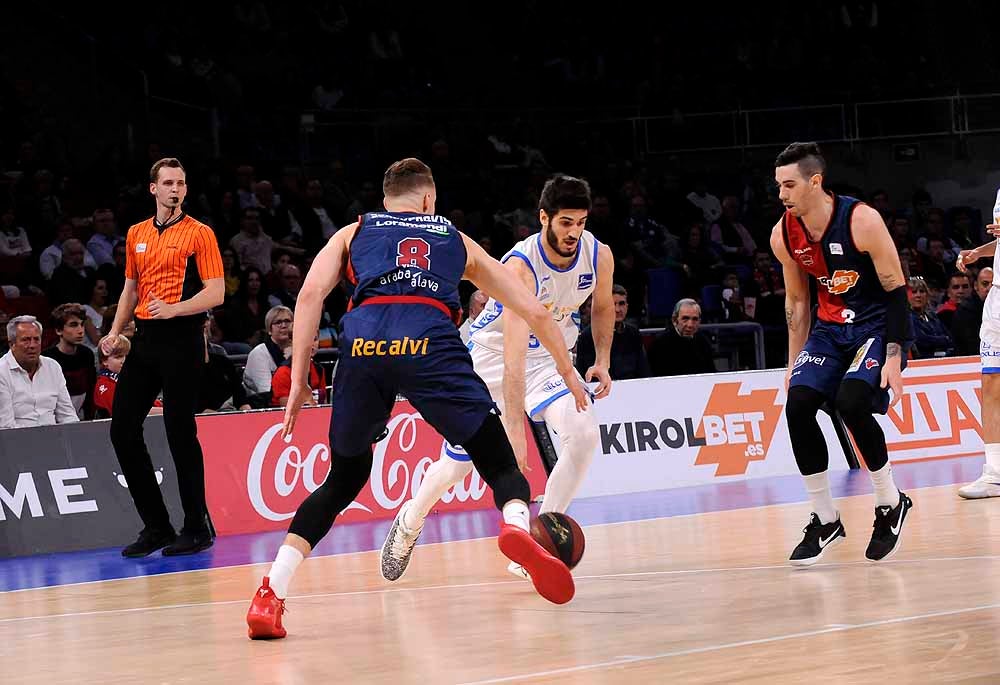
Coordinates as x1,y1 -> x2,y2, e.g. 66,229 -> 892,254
247,577 -> 287,640
497,524 -> 575,605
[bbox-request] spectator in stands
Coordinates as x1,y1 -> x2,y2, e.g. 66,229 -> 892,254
86,208 -> 122,266
952,267 -> 993,356
39,218 -> 97,279
93,334 -> 131,420
0,310 -> 8,356
710,196 -> 756,262
48,238 -> 96,306
221,247 -> 241,299
625,193 -> 679,269
889,215 -> 916,250
576,284 -> 649,380
936,272 -> 972,329
271,333 -> 327,407
199,315 -> 251,413
242,305 -> 293,406
230,207 -> 275,274
459,289 -> 489,345
648,299 -> 716,377
82,278 -> 109,351
917,208 -> 959,264
921,236 -> 951,290
687,179 -> 723,224
223,266 -> 269,351
289,178 -> 340,252
96,241 -> 127,301
908,276 -> 954,359
748,248 -> 785,325
43,303 -> 97,420
870,189 -> 891,221
0,315 -> 78,429
948,206 -> 979,250
681,221 -> 724,292
0,206 -> 31,258
897,246 -> 922,282
268,264 -> 303,309
720,272 -> 750,322
253,180 -> 293,243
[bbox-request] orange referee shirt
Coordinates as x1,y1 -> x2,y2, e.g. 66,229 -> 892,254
125,213 -> 224,320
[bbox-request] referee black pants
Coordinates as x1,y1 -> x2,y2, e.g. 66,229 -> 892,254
110,317 -> 208,534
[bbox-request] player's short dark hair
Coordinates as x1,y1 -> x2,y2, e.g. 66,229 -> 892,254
774,142 -> 826,178
383,158 -> 434,197
539,174 -> 592,217
150,157 -> 185,183
51,302 -> 86,330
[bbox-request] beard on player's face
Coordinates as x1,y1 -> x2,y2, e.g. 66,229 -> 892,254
546,220 -> 580,259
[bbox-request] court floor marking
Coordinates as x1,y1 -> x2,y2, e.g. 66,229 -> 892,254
457,602 -> 1000,685
4,552 -> 1000,625
1,484 -> 947,595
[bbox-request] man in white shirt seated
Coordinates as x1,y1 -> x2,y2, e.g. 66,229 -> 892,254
39,218 -> 98,280
0,315 -> 79,429
242,305 -> 293,406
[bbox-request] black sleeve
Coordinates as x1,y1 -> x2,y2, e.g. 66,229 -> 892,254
634,331 -> 651,379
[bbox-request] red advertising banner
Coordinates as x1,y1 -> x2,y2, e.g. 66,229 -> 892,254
199,402 -> 548,535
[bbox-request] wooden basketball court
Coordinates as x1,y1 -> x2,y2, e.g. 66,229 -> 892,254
3,480 -> 1000,683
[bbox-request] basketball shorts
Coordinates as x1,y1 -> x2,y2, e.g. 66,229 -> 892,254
788,319 -> 905,414
980,288 -> 1000,374
329,303 -> 495,457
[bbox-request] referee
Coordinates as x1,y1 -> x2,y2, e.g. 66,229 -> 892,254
101,157 -> 225,558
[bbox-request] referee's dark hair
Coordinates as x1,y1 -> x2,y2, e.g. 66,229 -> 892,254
150,157 -> 185,183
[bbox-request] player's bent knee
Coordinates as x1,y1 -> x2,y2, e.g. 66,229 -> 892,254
835,380 -> 873,424
289,448 -> 373,547
785,385 -> 825,424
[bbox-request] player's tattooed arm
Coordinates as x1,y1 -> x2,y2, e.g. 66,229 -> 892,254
877,270 -> 905,291
785,306 -> 796,329
887,342 -> 901,358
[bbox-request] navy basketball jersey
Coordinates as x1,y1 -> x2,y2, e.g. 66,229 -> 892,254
782,194 -> 886,326
346,212 -> 466,322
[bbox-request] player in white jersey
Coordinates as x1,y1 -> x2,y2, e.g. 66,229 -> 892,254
956,202 -> 1000,499
379,175 -> 615,581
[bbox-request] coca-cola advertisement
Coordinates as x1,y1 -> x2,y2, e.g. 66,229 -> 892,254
199,402 -> 549,535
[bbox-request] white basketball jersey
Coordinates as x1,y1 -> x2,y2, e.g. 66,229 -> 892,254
470,230 -> 600,358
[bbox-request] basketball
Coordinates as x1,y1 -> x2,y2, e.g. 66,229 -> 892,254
530,512 -> 585,569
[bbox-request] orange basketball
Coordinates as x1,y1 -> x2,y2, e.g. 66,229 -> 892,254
530,512 -> 585,569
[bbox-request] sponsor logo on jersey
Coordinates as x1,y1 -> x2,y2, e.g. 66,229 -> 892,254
350,337 -> 429,357
793,247 -> 814,266
577,273 -> 594,290
829,242 -> 844,255
424,225 -> 449,235
794,351 -> 826,367
819,269 -> 860,295
865,358 -> 880,369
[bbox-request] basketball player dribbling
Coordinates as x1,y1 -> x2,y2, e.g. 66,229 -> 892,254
246,159 -> 589,639
770,142 -> 914,567
379,175 -> 615,582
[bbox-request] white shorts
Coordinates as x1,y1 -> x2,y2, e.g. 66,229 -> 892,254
469,342 -> 584,418
981,288 -> 1000,373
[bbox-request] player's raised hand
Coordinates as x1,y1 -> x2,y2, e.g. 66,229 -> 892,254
955,249 -> 979,273
585,364 -> 612,399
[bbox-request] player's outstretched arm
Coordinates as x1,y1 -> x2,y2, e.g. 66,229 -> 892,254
282,223 -> 356,438
957,233 -> 998,274
500,258 -> 534,472
852,205 -> 906,406
587,243 -> 615,399
462,234 -> 588,412
770,222 -> 810,391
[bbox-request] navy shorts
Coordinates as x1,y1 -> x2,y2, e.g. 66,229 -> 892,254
329,303 -> 495,456
788,320 -> 906,414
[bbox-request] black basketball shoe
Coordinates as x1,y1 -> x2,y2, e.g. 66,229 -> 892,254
789,513 -> 846,567
865,491 -> 913,562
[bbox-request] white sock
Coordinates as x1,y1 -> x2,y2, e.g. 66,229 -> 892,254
803,471 -> 838,524
869,462 -> 901,509
405,453 -> 473,530
538,395 -> 599,514
986,444 -> 1000,472
267,545 -> 304,599
502,500 -> 530,532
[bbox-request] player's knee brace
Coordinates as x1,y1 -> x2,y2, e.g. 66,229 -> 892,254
785,385 -> 830,476
289,448 -> 374,548
462,411 -> 530,509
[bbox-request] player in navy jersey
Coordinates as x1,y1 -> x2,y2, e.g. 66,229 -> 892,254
770,142 -> 913,567
246,159 -> 590,639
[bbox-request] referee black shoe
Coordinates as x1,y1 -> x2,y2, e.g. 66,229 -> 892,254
788,513 -> 846,567
865,491 -> 913,562
122,528 -> 177,558
162,529 -> 214,556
